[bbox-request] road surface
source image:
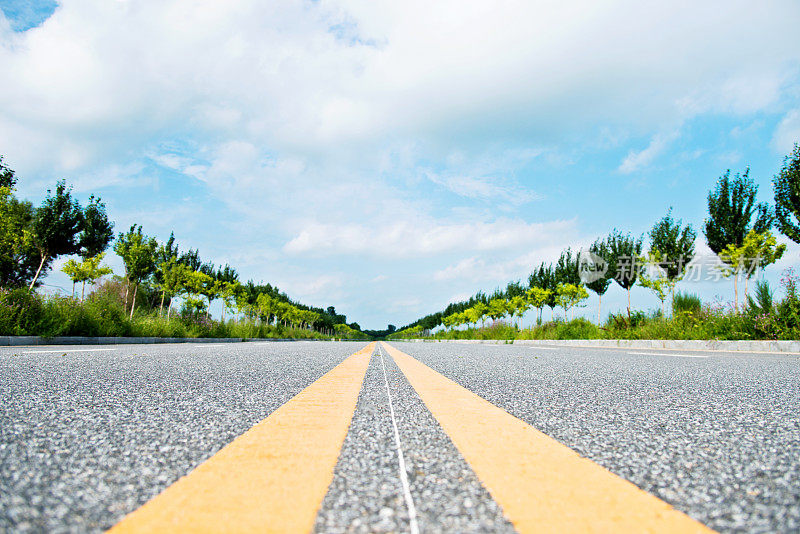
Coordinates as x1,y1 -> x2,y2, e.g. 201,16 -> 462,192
1,340 -> 798,532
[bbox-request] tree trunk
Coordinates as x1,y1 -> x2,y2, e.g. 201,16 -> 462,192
597,294 -> 602,324
129,283 -> 138,320
168,301 -> 172,319
81,281 -> 86,302
123,279 -> 130,313
160,291 -> 165,316
627,288 -> 632,322
744,276 -> 749,304
670,285 -> 675,317
29,253 -> 48,290
734,275 -> 739,312
72,281 -> 76,298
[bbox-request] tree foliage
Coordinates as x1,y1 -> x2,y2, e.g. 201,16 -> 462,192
704,168 -> 773,255
29,181 -> 84,289
773,144 -> 800,244
649,208 -> 696,282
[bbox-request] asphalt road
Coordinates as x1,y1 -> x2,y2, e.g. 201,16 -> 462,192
394,341 -> 800,533
0,341 -> 365,532
1,340 -> 799,532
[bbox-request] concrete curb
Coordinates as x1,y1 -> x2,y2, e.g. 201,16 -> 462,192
0,336 -> 331,347
398,338 -> 800,353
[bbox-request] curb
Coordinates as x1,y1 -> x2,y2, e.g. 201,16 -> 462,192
396,338 -> 800,353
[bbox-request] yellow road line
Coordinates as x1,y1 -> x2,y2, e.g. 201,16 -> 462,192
110,342 -> 376,533
382,342 -> 714,533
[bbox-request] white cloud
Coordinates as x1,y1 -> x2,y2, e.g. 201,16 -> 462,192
773,109 -> 800,153
2,0 -> 800,327
618,130 -> 680,174
283,218 -> 577,258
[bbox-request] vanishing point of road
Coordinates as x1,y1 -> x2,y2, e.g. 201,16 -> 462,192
1,340 -> 798,532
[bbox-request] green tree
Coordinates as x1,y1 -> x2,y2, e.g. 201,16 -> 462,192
649,208 -> 696,306
704,168 -> 773,255
28,181 -> 84,289
720,230 -> 786,310
528,263 -> 557,320
61,252 -> 113,300
583,239 -> 613,323
554,248 -> 581,285
508,295 -> 529,327
555,283 -> 589,321
181,269 -> 213,317
606,229 -> 643,320
526,286 -> 552,325
0,188 -> 42,287
773,144 -> 800,244
637,255 -> 673,317
160,260 -> 191,318
79,195 -> 114,259
114,225 -> 158,319
487,298 -> 509,322
0,156 -> 16,189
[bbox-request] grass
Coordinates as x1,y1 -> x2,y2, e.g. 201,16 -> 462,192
415,287 -> 800,342
0,287 -> 330,340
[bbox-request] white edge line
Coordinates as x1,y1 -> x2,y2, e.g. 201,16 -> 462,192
22,348 -> 118,354
378,343 -> 420,534
627,351 -> 709,358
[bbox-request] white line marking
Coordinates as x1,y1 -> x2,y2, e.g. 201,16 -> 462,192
378,344 -> 420,534
627,351 -> 709,358
22,348 -> 118,354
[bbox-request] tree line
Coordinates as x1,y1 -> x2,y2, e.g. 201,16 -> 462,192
392,145 -> 800,338
0,158 -> 366,338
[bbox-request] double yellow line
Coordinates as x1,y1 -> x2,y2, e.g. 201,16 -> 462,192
111,341 -> 713,533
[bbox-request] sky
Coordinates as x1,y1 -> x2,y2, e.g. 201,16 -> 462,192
1,1 -> 800,329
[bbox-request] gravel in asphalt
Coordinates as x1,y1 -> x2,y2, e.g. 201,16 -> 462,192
391,341 -> 800,533
314,345 -> 514,533
0,341 -> 366,533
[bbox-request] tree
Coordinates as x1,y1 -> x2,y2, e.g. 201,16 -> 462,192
526,287 -> 552,325
79,196 -> 114,259
81,254 -> 113,299
555,283 -> 588,321
773,144 -> 800,244
160,260 -> 190,318
637,256 -> 672,317
181,269 -> 213,317
62,253 -> 113,300
606,229 -> 643,321
487,298 -> 509,323
0,188 -> 42,287
29,181 -> 84,289
219,280 -> 242,322
554,248 -> 581,286
0,156 -> 16,189
704,168 -> 773,254
583,238 -> 613,323
648,208 -> 696,306
508,295 -> 529,327
114,225 -> 158,319
529,263 -> 557,320
720,230 -> 786,310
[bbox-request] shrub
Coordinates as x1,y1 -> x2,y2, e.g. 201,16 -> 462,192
673,291 -> 702,315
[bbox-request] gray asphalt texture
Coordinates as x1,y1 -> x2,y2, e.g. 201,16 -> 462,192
314,345 -> 513,533
0,341 -> 365,533
392,341 -> 800,533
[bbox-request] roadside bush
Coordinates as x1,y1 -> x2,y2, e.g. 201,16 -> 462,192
673,292 -> 702,315
0,287 -> 44,335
